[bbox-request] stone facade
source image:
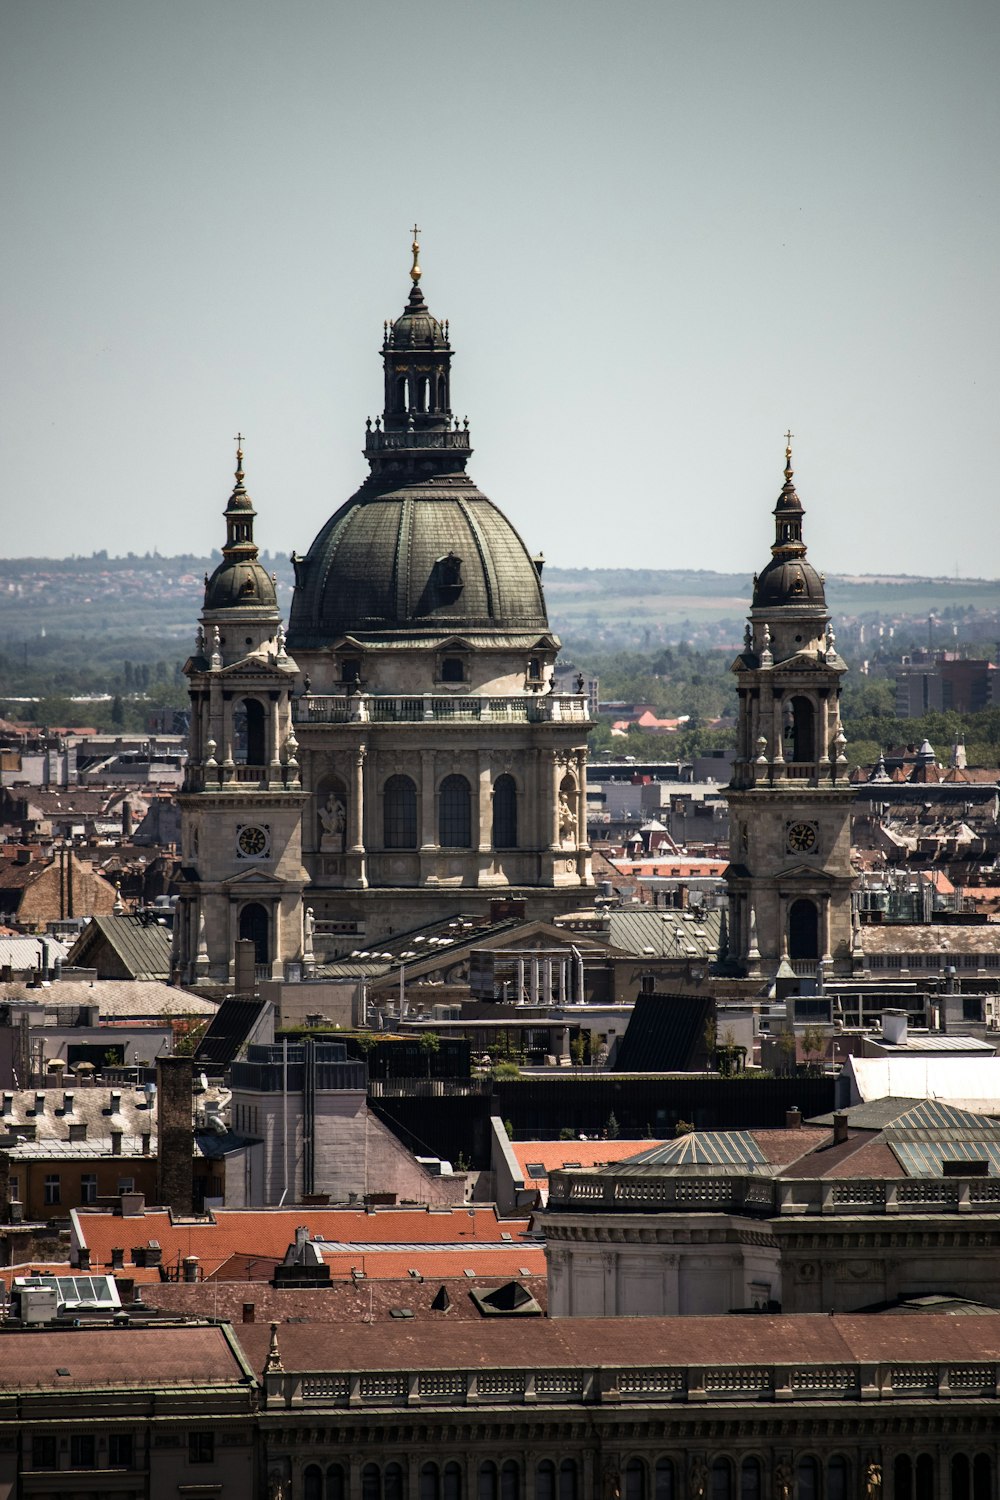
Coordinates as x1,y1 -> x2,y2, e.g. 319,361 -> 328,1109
175,247 -> 593,987
725,445 -> 855,977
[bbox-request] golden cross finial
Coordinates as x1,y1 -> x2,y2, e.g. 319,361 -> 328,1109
410,224 -> 422,284
784,428 -> 794,454
234,431 -> 245,452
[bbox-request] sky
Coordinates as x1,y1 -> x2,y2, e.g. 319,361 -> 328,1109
1,0 -> 998,579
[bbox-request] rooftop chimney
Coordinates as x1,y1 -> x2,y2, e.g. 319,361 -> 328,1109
182,1255 -> 199,1283
785,1107 -> 802,1130
111,1246 -> 125,1271
881,1010 -> 908,1047
156,1057 -> 194,1217
77,1247 -> 91,1271
833,1112 -> 849,1145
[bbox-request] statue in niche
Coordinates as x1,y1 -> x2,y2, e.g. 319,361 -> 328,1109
688,1460 -> 708,1500
774,1464 -> 793,1500
319,792 -> 347,851
865,1464 -> 882,1498
558,790 -> 577,845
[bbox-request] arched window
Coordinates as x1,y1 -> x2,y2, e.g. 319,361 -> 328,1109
305,1467 -> 323,1500
536,1462 -> 556,1500
788,898 -> 819,961
492,774 -> 518,848
558,1461 -> 578,1500
437,375 -> 447,411
788,695 -> 815,762
952,1456 -> 970,1500
327,1467 -> 346,1500
234,697 -> 266,765
439,774 -> 472,848
443,1464 -> 463,1500
384,775 -> 417,849
914,1456 -> 934,1500
825,1458 -> 848,1500
421,1466 -> 440,1500
739,1458 -> 760,1499
654,1460 -> 674,1500
384,1465 -> 404,1500
363,1465 -> 381,1500
625,1462 -> 646,1500
894,1456 -> 912,1500
710,1459 -> 732,1500
973,1454 -> 992,1500
500,1462 -> 519,1500
795,1457 -> 818,1500
239,902 -> 269,966
478,1464 -> 498,1500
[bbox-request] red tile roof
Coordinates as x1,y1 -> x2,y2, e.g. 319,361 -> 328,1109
73,1205 -> 535,1280
235,1310 -> 1000,1377
137,1275 -> 548,1324
512,1141 -> 659,1189
0,1322 -> 248,1389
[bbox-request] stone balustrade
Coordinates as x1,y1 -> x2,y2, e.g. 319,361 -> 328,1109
264,1357 -> 1000,1411
292,693 -> 590,726
545,1169 -> 1000,1217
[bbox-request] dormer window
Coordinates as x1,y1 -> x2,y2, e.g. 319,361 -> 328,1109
340,657 -> 362,686
527,657 -> 542,683
441,657 -> 465,684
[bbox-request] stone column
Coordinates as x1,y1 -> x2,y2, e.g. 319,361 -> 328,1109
822,895 -> 833,963
348,744 -> 367,889
420,750 -> 436,849
477,752 -> 492,853
516,956 -> 525,1006
550,752 -> 562,850
268,693 -> 282,784
818,691 -> 830,768
772,690 -> 785,766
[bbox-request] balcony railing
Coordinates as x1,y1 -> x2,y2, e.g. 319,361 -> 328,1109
364,428 -> 472,452
545,1170 -> 1000,1217
264,1354 -> 999,1411
293,693 -> 590,726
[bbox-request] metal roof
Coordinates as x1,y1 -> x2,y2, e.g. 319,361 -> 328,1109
618,1131 -> 768,1170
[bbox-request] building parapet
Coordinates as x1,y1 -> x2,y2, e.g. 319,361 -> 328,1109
263,1355 -> 999,1410
546,1168 -> 1000,1217
292,694 -> 590,726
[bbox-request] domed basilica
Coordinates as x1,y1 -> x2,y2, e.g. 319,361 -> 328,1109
174,236 -> 594,985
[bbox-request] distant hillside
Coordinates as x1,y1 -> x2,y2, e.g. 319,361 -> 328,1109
0,555 -> 997,645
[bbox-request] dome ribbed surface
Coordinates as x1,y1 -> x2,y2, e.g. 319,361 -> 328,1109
288,480 -> 548,646
204,559 -> 277,613
752,556 -> 826,610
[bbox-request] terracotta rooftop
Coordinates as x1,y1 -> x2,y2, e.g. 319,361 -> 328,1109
73,1206 -> 536,1280
512,1141 -> 659,1190
0,1321 -> 249,1390
136,1274 -> 548,1323
235,1310 -> 1000,1378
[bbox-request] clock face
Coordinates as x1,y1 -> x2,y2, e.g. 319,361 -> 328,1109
786,821 -> 818,854
236,824 -> 270,859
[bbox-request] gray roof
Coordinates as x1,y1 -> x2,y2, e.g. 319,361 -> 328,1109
68,913 -> 173,980
603,908 -> 722,959
0,979 -> 216,1019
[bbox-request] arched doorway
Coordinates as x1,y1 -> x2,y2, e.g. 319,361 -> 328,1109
788,898 -> 819,960
239,902 -> 269,966
785,695 -> 815,762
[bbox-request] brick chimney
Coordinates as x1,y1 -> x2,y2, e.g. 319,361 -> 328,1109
156,1057 -> 194,1215
833,1112 -> 849,1145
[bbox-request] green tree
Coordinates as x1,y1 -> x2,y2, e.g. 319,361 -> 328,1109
605,1111 -> 620,1140
801,1025 -> 826,1074
418,1030 -> 440,1078
776,1029 -> 797,1077
570,1033 -> 587,1067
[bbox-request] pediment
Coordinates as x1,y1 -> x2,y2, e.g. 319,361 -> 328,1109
777,861 -> 837,882
222,868 -> 279,888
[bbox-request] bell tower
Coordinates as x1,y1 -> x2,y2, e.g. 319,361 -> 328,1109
174,442 -> 308,987
725,440 -> 855,977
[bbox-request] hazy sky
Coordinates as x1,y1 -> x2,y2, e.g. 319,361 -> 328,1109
2,0 -> 998,579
